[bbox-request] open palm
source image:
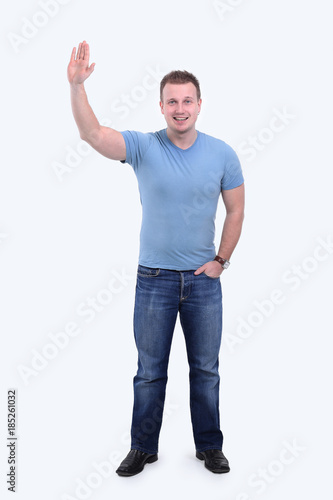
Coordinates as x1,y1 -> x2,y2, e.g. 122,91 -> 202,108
67,41 -> 95,84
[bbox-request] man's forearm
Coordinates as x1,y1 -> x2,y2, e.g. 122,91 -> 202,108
70,83 -> 100,143
217,211 -> 244,261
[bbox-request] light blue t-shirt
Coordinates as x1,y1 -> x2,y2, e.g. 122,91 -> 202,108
121,128 -> 244,270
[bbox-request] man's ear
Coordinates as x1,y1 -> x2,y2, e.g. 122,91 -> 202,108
159,100 -> 165,114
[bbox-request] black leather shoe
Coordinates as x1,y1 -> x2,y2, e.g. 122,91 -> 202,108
116,449 -> 158,477
196,449 -> 230,473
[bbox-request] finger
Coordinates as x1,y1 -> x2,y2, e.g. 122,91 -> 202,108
77,42 -> 82,59
81,41 -> 86,59
87,62 -> 95,75
84,42 -> 90,63
194,266 -> 204,275
70,46 -> 76,62
81,40 -> 87,60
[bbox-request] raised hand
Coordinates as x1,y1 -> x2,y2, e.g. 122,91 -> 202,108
67,41 -> 95,85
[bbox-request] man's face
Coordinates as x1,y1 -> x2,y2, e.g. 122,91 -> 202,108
160,82 -> 202,135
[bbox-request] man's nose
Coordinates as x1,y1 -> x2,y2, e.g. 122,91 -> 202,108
176,103 -> 184,113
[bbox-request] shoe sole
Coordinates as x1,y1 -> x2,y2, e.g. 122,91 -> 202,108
196,451 -> 230,474
116,454 -> 158,477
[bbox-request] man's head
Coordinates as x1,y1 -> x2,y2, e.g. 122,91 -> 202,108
160,70 -> 201,102
159,70 -> 202,136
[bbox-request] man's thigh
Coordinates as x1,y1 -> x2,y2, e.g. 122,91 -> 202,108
133,266 -> 180,359
179,273 -> 222,364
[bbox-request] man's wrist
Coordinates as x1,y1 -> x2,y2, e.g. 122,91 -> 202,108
214,255 -> 230,269
70,82 -> 85,92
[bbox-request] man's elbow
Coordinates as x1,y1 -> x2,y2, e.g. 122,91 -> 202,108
227,209 -> 245,221
79,128 -> 100,148
79,131 -> 88,143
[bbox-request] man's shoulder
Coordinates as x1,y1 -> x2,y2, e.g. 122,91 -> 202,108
121,129 -> 166,149
198,131 -> 240,165
125,128 -> 166,143
121,128 -> 165,135
198,130 -> 228,149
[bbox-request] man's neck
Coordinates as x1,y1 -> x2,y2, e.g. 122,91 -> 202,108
166,128 -> 198,150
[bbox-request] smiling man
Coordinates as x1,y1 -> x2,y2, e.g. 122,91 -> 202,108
160,81 -> 201,147
68,41 -> 245,476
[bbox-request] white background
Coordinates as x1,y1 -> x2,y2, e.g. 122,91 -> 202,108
1,0 -> 332,498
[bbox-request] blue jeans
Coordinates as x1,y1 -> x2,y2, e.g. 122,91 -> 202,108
131,265 -> 223,454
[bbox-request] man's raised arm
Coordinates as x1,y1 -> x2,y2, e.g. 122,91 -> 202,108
67,40 -> 126,161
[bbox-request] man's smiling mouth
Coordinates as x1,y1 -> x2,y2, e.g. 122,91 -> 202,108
174,117 -> 188,121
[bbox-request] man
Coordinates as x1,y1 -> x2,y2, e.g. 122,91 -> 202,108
67,40 -> 245,476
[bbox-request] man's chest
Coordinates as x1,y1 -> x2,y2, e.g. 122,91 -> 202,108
136,146 -> 224,201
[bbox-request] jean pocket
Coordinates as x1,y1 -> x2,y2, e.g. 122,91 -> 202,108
137,265 -> 160,277
203,271 -> 220,280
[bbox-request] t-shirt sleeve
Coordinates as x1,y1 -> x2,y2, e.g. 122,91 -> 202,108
221,143 -> 244,190
120,130 -> 153,171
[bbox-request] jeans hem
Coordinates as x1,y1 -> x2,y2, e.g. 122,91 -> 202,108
196,446 -> 222,453
131,445 -> 158,455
